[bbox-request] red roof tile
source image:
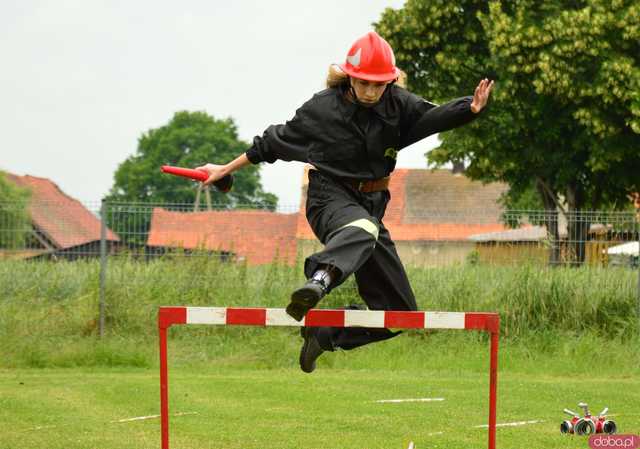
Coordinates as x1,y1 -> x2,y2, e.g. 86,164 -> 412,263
147,208 -> 298,265
403,170 -> 508,224
386,222 -> 508,241
5,174 -> 119,249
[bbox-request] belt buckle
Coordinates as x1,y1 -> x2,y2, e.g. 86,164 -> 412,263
357,180 -> 365,191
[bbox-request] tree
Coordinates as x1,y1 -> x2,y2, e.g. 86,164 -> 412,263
105,111 -> 277,244
376,0 -> 640,264
0,172 -> 31,250
106,111 -> 276,207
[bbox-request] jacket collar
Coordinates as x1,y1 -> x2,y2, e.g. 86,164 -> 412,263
336,85 -> 399,127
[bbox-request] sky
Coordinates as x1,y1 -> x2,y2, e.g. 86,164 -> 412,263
1,0 -> 441,209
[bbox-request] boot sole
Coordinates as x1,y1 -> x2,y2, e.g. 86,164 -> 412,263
286,285 -> 324,321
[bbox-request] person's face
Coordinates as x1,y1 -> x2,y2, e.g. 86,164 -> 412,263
349,78 -> 391,105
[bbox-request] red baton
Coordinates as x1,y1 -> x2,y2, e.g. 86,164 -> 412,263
161,165 -> 233,193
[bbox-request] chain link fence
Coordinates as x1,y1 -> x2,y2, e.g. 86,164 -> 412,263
1,199 -> 639,335
2,200 -> 637,267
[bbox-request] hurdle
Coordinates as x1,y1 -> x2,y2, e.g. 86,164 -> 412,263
158,307 -> 500,449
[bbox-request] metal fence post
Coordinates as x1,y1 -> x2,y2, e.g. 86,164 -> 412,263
99,199 -> 107,338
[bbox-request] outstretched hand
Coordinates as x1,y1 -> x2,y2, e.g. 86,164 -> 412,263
470,78 -> 494,114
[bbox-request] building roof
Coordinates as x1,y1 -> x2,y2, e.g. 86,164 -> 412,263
607,241 -> 639,256
5,174 -> 119,249
468,226 -> 547,242
147,208 -> 298,265
297,167 -> 509,241
403,170 -> 508,224
147,168 -> 511,265
470,220 -> 618,242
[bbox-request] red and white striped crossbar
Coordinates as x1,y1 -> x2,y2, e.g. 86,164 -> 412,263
158,307 -> 500,332
158,307 -> 500,449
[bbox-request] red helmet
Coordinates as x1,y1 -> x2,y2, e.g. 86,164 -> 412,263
339,31 -> 399,82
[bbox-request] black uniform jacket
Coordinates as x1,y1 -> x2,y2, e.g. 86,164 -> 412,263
245,84 -> 476,181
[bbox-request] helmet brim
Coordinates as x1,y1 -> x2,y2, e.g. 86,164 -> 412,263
339,64 -> 399,82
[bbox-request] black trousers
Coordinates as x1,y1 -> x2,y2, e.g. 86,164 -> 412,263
303,170 -> 418,351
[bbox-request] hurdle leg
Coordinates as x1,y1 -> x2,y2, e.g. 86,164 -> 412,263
160,325 -> 170,449
488,329 -> 499,449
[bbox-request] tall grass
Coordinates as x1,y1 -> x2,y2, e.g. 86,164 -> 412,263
0,257 -> 638,368
408,264 -> 638,338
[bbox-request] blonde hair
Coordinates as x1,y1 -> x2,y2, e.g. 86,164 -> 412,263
325,64 -> 407,89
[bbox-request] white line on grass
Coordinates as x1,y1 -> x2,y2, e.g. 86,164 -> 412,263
374,398 -> 445,404
22,412 -> 199,432
473,419 -> 545,429
32,425 -> 59,431
112,411 -> 198,423
397,419 -> 545,440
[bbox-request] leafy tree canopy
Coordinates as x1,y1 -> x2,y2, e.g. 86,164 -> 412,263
106,111 -> 277,209
377,0 -> 640,213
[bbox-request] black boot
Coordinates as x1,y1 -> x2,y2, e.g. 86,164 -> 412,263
286,278 -> 327,321
299,326 -> 326,373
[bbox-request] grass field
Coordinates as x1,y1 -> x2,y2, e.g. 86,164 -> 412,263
1,259 -> 639,448
1,331 -> 639,449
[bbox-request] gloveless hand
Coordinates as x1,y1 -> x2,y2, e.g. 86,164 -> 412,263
195,163 -> 228,186
470,78 -> 494,114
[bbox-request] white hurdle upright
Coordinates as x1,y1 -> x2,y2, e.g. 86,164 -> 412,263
158,307 -> 500,449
